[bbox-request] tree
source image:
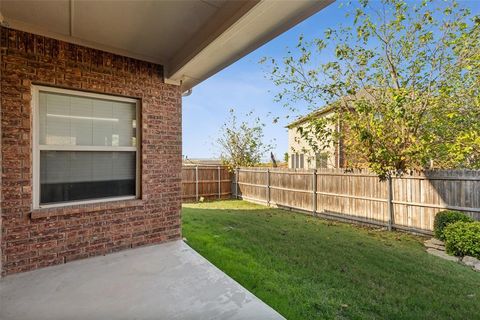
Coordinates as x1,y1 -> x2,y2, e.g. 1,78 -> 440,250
216,109 -> 275,169
263,0 -> 480,179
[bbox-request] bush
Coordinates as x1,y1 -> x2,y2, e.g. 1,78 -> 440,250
444,221 -> 480,258
433,210 -> 473,240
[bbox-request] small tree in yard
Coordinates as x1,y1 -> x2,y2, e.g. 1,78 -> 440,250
263,0 -> 480,179
217,109 -> 274,169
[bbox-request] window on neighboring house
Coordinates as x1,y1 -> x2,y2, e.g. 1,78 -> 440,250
291,153 -> 305,169
316,152 -> 329,168
33,86 -> 140,208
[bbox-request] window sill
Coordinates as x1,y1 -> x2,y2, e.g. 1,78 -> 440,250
31,198 -> 145,219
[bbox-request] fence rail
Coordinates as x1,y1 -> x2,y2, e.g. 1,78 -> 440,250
233,168 -> 480,234
182,165 -> 232,202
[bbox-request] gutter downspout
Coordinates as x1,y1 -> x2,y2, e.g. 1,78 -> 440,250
182,89 -> 192,97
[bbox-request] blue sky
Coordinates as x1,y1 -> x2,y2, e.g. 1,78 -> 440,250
182,0 -> 479,160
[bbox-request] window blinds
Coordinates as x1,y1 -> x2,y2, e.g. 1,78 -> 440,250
38,91 -> 137,205
39,92 -> 136,147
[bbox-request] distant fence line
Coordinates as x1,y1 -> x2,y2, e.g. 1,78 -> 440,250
181,166 -> 480,234
182,165 -> 232,202
232,168 -> 480,235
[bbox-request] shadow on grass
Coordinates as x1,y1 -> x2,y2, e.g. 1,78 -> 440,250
183,199 -> 268,211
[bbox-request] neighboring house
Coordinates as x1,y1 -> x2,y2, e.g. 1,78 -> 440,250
287,106 -> 345,169
0,1 -> 332,276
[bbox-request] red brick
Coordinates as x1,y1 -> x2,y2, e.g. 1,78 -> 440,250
0,27 -> 182,276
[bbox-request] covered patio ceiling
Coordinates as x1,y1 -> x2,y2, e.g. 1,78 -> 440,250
0,0 -> 333,91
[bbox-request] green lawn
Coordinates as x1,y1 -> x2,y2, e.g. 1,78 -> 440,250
182,200 -> 480,320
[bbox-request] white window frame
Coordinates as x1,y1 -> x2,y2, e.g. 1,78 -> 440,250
32,85 -> 141,209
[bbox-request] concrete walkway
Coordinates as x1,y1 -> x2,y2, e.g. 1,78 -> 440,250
0,241 -> 284,320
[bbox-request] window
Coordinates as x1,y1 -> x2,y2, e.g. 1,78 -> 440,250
33,86 -> 140,208
291,153 -> 304,169
316,152 -> 329,168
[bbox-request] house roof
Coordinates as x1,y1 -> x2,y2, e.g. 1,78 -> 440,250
285,88 -> 376,128
0,0 -> 333,91
286,104 -> 336,128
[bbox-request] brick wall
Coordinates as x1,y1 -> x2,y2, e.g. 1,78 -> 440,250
0,27 -> 182,276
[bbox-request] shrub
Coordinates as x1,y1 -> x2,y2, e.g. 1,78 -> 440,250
444,221 -> 480,258
433,210 -> 473,240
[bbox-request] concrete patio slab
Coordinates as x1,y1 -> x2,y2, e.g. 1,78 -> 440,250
0,241 -> 284,320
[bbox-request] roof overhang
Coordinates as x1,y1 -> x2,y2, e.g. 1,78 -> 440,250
0,0 -> 333,91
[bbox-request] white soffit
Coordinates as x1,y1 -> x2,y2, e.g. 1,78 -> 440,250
0,0 -> 333,91
169,0 -> 333,90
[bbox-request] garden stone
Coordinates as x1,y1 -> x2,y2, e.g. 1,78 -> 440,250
426,248 -> 459,262
461,256 -> 480,267
424,238 -> 445,250
427,238 -> 445,246
474,263 -> 480,272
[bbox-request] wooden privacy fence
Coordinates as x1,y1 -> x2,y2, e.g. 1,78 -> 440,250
233,168 -> 480,234
182,165 -> 232,202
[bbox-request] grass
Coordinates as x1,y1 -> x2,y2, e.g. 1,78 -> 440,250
182,200 -> 480,320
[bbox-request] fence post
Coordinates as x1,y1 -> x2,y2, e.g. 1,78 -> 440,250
312,169 -> 317,216
235,168 -> 239,199
387,175 -> 394,231
195,165 -> 199,202
217,166 -> 221,200
266,169 -> 270,206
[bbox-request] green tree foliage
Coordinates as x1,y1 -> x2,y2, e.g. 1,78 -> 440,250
217,109 -> 275,169
263,0 -> 480,179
